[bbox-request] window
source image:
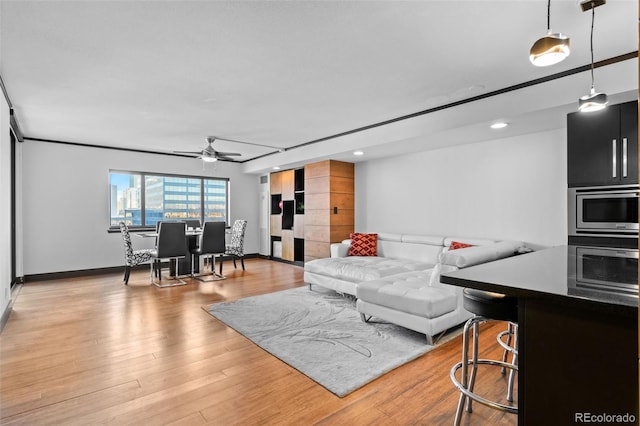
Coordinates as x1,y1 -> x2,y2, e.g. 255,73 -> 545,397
109,170 -> 229,229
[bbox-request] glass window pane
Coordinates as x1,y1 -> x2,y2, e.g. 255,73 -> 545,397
204,179 -> 227,222
109,172 -> 142,226
144,175 -> 202,227
110,171 -> 227,229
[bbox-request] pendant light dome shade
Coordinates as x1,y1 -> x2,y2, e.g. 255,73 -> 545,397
529,32 -> 570,66
529,0 -> 570,67
577,0 -> 607,112
578,87 -> 608,112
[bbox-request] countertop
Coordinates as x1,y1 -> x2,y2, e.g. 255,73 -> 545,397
440,245 -> 638,310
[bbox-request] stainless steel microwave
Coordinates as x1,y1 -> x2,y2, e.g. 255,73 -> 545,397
568,185 -> 639,238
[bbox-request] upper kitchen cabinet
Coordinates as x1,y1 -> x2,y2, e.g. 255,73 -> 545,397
567,100 -> 638,187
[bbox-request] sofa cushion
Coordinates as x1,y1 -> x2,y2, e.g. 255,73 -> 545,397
401,234 -> 445,245
378,239 -> 444,264
440,240 -> 524,268
357,271 -> 458,319
348,233 -> 378,256
304,256 -> 434,283
443,236 -> 498,247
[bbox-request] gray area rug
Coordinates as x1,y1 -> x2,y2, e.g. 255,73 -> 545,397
206,286 -> 440,397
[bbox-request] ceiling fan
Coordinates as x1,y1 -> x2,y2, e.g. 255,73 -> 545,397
175,136 -> 242,162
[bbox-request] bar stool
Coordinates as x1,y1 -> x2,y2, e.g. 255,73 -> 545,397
450,288 -> 518,425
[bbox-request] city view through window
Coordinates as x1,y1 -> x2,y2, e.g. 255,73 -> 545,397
110,171 -> 229,228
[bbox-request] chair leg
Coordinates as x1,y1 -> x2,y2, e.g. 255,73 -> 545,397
233,256 -> 237,269
240,256 -> 245,270
124,266 -> 130,285
219,258 -> 224,274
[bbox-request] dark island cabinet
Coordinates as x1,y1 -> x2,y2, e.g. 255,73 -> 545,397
568,100 -> 638,187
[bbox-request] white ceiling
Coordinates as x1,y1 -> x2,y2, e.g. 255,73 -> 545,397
1,0 -> 637,174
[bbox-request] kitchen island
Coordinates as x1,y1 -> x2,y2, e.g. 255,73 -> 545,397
441,245 -> 638,425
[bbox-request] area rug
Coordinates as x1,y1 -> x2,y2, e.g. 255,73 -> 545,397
205,286 -> 444,397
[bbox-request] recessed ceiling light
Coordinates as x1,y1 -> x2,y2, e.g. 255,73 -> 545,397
353,151 -> 364,156
272,166 -> 281,170
490,122 -> 508,129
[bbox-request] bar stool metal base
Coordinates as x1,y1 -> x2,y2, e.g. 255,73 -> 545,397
450,316 -> 518,425
497,322 -> 518,402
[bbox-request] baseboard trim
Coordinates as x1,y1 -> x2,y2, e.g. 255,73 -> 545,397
23,254 -> 261,282
269,257 -> 304,267
24,266 -> 125,282
0,282 -> 22,334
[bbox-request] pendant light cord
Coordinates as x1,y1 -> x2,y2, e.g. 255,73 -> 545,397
589,5 -> 595,90
546,0 -> 551,31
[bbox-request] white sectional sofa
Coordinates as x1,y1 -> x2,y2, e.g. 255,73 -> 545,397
303,233 -> 525,344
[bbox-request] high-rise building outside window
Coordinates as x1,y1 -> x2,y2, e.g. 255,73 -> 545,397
109,170 -> 229,229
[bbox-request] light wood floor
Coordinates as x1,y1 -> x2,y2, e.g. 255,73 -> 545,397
0,259 -> 517,425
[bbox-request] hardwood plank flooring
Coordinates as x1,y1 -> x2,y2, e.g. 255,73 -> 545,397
0,259 -> 517,425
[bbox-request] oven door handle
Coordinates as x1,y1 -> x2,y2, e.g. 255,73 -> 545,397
612,139 -> 617,178
622,137 -> 628,178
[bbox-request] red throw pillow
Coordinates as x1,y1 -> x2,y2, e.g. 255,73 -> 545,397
348,233 -> 378,256
449,241 -> 473,251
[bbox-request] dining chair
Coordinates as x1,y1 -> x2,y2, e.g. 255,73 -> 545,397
118,221 -> 154,285
191,221 -> 226,281
219,219 -> 247,274
150,221 -> 188,287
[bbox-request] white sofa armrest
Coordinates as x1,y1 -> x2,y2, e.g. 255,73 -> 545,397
440,240 -> 524,268
330,242 -> 351,258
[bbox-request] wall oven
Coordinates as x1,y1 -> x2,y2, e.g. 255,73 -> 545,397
568,185 -> 639,238
568,245 -> 638,301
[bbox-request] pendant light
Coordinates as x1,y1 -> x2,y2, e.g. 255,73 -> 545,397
578,0 -> 608,112
529,0 -> 570,66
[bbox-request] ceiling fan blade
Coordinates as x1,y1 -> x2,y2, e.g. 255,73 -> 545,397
216,151 -> 241,156
174,150 -> 203,155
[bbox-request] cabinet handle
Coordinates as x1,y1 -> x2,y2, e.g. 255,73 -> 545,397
612,139 -> 617,178
622,137 -> 628,178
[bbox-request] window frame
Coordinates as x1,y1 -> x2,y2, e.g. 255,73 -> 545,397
108,169 -> 230,232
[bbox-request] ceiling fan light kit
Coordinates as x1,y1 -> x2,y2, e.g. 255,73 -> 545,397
201,153 -> 218,162
529,0 -> 570,66
578,0 -> 608,112
174,136 -> 242,162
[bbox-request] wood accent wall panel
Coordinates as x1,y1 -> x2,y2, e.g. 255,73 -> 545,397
304,241 -> 331,261
293,215 -> 304,239
304,160 -> 354,261
281,230 -> 294,261
270,168 -> 304,263
270,172 -> 282,194
270,216 -> 281,237
281,169 -> 295,200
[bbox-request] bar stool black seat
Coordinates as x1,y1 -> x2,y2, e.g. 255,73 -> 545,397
450,288 -> 518,425
463,289 -> 517,321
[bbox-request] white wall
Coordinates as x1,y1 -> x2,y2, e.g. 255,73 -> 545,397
21,140 -> 261,275
355,128 -> 567,247
0,94 -> 11,313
